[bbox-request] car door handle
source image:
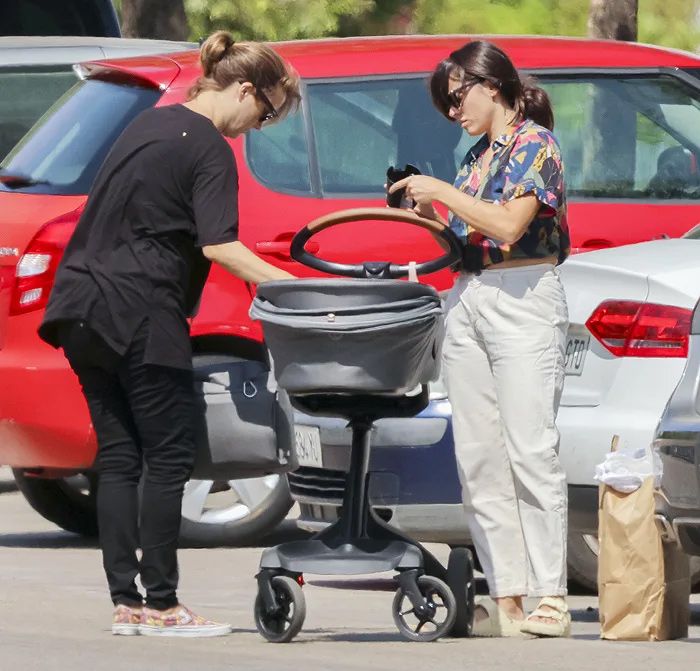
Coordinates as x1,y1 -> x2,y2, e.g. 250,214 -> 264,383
255,238 -> 319,258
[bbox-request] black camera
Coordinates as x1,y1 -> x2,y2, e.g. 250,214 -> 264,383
386,163 -> 421,208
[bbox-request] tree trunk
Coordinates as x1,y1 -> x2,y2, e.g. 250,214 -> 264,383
121,0 -> 189,40
583,0 -> 639,193
588,0 -> 638,41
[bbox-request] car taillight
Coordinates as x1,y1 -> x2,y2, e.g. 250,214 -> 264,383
9,212 -> 79,315
585,300 -> 691,358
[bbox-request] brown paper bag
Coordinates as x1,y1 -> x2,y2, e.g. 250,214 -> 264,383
598,476 -> 690,640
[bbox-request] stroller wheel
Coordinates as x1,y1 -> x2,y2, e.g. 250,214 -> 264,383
392,575 -> 456,642
254,575 -> 306,643
446,547 -> 475,637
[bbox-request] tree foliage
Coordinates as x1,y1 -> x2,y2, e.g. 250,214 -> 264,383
118,0 -> 700,52
184,0 -> 371,42
413,0 -> 699,52
638,0 -> 700,52
414,0 -> 588,38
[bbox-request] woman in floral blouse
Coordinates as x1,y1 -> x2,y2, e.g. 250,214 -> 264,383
389,40 -> 570,638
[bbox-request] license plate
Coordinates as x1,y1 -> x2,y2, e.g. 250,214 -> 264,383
564,328 -> 590,376
294,425 -> 323,468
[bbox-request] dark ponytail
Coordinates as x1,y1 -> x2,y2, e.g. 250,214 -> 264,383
430,41 -> 554,131
517,75 -> 554,131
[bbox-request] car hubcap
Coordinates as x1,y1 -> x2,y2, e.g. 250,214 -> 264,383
582,533 -> 600,556
181,475 -> 280,525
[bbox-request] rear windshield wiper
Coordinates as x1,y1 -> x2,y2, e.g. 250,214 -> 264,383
0,170 -> 52,188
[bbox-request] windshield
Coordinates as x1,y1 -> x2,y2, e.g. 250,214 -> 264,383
0,79 -> 160,195
247,72 -> 700,201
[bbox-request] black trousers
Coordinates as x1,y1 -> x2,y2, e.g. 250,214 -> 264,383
60,320 -> 197,610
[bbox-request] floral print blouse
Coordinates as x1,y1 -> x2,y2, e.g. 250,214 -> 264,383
450,119 -> 570,268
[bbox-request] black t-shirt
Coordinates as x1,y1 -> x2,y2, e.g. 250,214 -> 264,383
39,104 -> 239,369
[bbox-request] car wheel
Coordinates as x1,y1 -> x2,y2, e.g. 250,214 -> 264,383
12,470 -> 98,536
567,530 -> 700,593
566,531 -> 599,592
14,468 -> 291,546
179,474 -> 292,547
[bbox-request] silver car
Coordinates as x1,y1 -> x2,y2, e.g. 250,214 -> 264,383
655,227 -> 700,554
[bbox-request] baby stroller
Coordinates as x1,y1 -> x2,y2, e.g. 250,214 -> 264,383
249,208 -> 475,643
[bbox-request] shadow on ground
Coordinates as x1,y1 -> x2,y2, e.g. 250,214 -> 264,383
0,518 -> 311,550
0,530 -> 98,549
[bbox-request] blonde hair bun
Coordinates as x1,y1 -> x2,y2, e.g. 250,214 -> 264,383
200,31 -> 236,78
188,31 -> 301,120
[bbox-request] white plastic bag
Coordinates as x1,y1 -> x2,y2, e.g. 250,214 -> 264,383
594,444 -> 663,493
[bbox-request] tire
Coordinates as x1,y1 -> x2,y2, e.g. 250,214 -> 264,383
12,470 -> 98,536
446,547 -> 475,637
568,530 -> 700,593
392,575 -> 457,642
14,467 -> 291,546
566,531 -> 599,593
254,575 -> 306,643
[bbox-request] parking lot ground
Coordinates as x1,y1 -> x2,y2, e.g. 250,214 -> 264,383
2,487 -> 700,671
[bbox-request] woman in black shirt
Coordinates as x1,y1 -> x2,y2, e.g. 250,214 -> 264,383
39,31 -> 300,637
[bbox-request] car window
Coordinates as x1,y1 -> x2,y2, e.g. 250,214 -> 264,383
2,0 -> 119,37
0,79 -> 160,195
541,75 -> 700,200
245,109 -> 311,193
248,72 -> 700,202
247,77 -> 464,196
0,67 -> 77,161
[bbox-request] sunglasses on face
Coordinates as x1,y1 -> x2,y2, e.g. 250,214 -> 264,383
447,78 -> 482,110
255,87 -> 279,124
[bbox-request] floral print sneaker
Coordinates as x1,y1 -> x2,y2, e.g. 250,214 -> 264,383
139,604 -> 232,637
112,604 -> 143,636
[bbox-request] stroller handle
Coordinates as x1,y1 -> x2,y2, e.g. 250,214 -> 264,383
291,207 -> 463,279
307,207 -> 445,234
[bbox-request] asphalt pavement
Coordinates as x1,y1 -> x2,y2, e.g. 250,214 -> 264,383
2,481 -> 700,670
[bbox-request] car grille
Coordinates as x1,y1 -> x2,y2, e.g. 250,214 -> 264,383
288,466 -> 346,503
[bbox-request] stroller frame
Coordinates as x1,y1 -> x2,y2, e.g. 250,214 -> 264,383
252,208 -> 474,643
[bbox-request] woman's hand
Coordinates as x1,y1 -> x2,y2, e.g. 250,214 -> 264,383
388,175 -> 449,206
412,201 -> 439,221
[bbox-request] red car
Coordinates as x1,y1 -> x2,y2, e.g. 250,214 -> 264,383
1,35 -> 699,544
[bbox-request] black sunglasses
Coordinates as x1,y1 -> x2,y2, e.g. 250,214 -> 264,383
447,78 -> 482,110
255,87 -> 279,124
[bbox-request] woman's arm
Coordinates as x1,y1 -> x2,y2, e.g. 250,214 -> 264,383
439,185 -> 540,245
389,175 -> 539,246
203,241 -> 295,283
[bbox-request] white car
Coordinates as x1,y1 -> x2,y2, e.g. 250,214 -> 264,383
558,236 -> 700,587
290,236 -> 700,590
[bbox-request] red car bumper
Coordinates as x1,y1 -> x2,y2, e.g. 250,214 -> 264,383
0,311 -> 96,470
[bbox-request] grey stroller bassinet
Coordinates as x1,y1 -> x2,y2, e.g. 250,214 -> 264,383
249,278 -> 444,394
